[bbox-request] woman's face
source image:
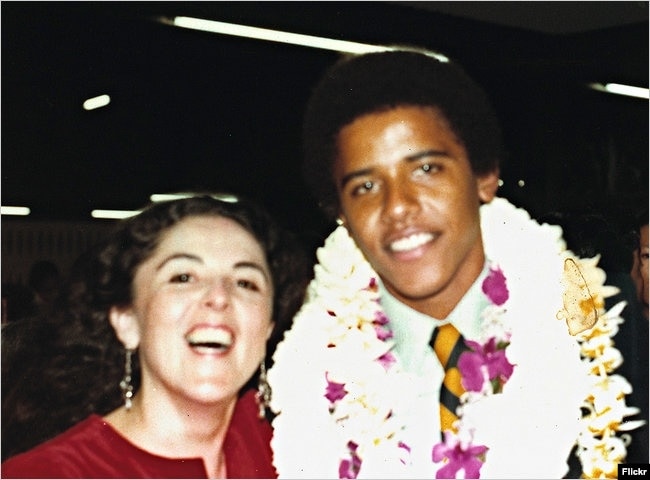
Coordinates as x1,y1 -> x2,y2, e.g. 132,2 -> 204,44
111,215 -> 274,406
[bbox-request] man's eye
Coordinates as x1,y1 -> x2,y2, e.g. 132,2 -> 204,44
170,273 -> 192,283
415,163 -> 439,175
353,180 -> 375,196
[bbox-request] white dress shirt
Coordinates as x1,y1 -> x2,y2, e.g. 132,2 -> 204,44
377,263 -> 490,476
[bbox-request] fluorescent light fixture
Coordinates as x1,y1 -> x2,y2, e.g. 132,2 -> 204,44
150,193 -> 187,202
1,206 -> 31,216
167,16 -> 449,62
588,83 -> 649,100
171,16 -> 389,54
91,193 -> 241,220
150,192 -> 239,203
83,94 -> 111,111
91,209 -> 141,219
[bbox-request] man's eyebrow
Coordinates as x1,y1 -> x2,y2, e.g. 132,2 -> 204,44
338,149 -> 450,190
405,149 -> 449,162
339,168 -> 373,190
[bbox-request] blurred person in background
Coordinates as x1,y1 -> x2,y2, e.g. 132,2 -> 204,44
27,260 -> 62,317
630,211 -> 649,320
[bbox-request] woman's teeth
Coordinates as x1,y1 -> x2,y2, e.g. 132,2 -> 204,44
186,327 -> 233,350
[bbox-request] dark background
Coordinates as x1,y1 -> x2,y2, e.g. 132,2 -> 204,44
2,2 -> 648,463
2,1 -> 648,239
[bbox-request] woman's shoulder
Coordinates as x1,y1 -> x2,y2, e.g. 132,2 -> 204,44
224,389 -> 277,478
1,415 -> 106,478
2,414 -> 212,479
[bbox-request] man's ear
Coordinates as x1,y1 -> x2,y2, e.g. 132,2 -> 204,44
477,169 -> 500,204
109,306 -> 141,350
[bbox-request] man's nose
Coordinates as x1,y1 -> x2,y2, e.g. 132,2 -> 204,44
382,183 -> 418,223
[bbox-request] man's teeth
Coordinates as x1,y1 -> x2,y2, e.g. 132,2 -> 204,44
390,233 -> 434,252
187,328 -> 233,349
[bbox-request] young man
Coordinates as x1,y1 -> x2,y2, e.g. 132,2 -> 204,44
269,49 -> 640,478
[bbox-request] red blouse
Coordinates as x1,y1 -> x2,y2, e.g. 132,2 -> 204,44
2,389 -> 277,479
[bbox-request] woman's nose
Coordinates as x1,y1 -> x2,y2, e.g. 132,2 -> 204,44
203,280 -> 230,310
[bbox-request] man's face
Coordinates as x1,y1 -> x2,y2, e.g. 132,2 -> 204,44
333,106 -> 498,318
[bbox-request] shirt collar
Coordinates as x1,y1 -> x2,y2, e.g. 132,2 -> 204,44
379,262 -> 491,367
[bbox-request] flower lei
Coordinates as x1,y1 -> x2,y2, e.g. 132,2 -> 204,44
269,197 -> 641,479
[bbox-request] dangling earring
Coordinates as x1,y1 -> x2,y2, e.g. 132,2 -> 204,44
336,217 -> 345,226
119,348 -> 134,411
256,360 -> 271,419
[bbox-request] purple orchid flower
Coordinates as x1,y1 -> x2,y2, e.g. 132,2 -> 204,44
374,310 -> 389,325
398,441 -> 411,465
482,266 -> 509,306
377,351 -> 397,371
325,373 -> 347,403
339,441 -> 362,479
374,310 -> 394,341
366,277 -> 379,292
458,338 -> 515,393
398,440 -> 411,453
432,431 -> 487,479
374,325 -> 394,341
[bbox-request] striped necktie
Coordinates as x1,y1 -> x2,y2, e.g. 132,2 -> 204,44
430,323 -> 469,437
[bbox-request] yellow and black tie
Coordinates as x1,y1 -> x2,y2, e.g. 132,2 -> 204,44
430,323 -> 469,438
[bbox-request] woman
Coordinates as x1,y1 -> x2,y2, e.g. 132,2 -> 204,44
2,194 -> 309,478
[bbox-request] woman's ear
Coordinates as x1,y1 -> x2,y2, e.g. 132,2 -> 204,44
109,306 -> 141,350
266,321 -> 274,341
477,169 -> 500,204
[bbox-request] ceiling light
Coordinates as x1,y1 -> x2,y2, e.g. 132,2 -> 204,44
167,16 -> 392,54
83,94 -> 111,111
1,206 -> 30,216
150,192 -> 239,203
91,209 -> 141,219
162,16 -> 450,61
588,83 -> 649,99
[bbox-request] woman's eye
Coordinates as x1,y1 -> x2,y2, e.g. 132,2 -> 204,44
237,279 -> 259,291
170,273 -> 192,283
